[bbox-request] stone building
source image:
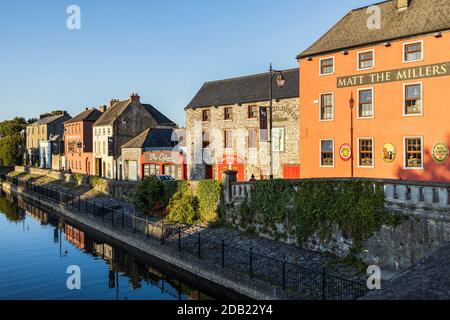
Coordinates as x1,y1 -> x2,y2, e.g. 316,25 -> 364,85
121,128 -> 184,181
64,107 -> 102,175
185,68 -> 299,181
92,94 -> 176,180
25,112 -> 72,166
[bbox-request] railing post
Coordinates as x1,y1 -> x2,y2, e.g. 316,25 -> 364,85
249,247 -> 253,278
322,267 -> 326,301
160,222 -> 164,245
221,240 -> 225,268
121,210 -> 125,229
102,205 -> 105,222
282,256 -> 286,290
133,212 -> 136,233
111,209 -> 114,226
146,216 -> 150,239
197,233 -> 201,259
78,196 -> 81,212
178,227 -> 181,252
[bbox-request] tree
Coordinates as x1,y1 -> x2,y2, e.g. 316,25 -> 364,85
0,117 -> 27,137
0,134 -> 23,166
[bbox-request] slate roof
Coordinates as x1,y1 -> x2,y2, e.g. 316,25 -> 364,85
297,0 -> 450,59
31,114 -> 66,126
186,68 -> 299,109
94,99 -> 175,127
121,128 -> 176,149
65,108 -> 102,124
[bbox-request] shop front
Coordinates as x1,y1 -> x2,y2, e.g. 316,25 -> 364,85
140,150 -> 186,180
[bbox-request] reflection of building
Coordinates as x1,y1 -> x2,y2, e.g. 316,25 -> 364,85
297,0 -> 450,182
64,108 -> 102,174
185,69 -> 299,181
121,128 -> 186,181
26,112 -> 71,166
92,94 -> 177,180
65,224 -> 85,250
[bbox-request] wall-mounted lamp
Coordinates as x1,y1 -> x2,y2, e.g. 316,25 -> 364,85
434,32 -> 442,38
383,42 -> 392,47
342,49 -> 349,55
307,57 -> 313,61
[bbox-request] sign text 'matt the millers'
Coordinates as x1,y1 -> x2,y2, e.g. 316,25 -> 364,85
337,61 -> 450,88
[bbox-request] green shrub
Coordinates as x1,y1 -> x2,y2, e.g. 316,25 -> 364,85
72,173 -> 84,184
133,176 -> 165,214
197,180 -> 221,223
89,176 -> 107,189
161,180 -> 179,207
165,181 -> 200,224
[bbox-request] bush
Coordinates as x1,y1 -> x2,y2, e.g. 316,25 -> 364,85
197,180 -> 222,223
165,181 -> 200,224
89,176 -> 107,189
133,176 -> 165,214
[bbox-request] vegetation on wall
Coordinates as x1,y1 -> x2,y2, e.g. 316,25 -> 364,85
133,178 -> 222,225
238,179 -> 398,249
89,176 -> 107,189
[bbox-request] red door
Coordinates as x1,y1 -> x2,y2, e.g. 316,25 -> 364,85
283,165 -> 300,179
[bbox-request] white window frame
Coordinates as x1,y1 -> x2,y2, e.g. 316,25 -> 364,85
357,87 -> 375,119
319,56 -> 335,76
356,49 -> 375,71
403,40 -> 424,63
357,137 -> 375,168
403,136 -> 424,170
319,92 -> 334,121
403,82 -> 423,117
319,138 -> 335,168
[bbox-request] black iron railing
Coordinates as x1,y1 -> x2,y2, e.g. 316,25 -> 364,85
0,173 -> 368,300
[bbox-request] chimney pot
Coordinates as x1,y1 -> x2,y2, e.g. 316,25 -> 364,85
130,93 -> 140,103
99,105 -> 108,113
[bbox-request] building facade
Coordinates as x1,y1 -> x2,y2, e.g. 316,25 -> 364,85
25,112 -> 71,166
121,128 -> 185,181
297,0 -> 450,182
93,94 -> 176,179
64,108 -> 102,175
185,69 -> 300,181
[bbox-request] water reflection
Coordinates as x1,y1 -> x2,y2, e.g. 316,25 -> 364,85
0,194 -> 218,300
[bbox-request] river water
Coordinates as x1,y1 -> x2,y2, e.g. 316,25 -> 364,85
0,194 -> 232,300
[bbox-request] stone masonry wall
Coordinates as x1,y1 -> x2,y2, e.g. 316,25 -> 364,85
185,97 -> 299,180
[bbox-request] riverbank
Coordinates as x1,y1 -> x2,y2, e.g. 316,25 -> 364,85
0,174 -> 368,300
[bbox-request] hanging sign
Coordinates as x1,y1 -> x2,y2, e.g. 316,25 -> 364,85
259,106 -> 268,141
382,143 -> 396,163
339,144 -> 352,161
432,142 -> 449,164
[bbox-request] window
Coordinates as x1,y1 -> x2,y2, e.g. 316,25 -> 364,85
320,139 -> 334,167
248,105 -> 258,119
143,164 -> 161,177
404,83 -> 422,115
358,138 -> 374,167
358,89 -> 373,118
248,129 -> 258,149
320,57 -> 334,75
320,93 -> 334,120
224,130 -> 233,149
224,107 -> 233,120
358,50 -> 374,70
404,42 -> 422,62
202,109 -> 211,122
202,131 -> 210,149
405,137 -> 423,168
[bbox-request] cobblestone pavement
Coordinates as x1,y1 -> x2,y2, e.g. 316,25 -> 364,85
363,241 -> 450,300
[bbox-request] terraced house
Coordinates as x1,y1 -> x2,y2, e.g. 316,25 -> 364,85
297,0 -> 450,182
185,68 -> 299,181
92,94 -> 176,180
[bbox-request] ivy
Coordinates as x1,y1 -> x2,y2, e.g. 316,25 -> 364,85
197,180 -> 222,223
165,181 -> 200,224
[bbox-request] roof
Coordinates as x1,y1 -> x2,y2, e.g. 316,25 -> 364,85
186,68 -> 299,109
297,0 -> 450,59
121,128 -> 176,149
93,99 -> 176,127
30,114 -> 66,126
65,108 -> 102,124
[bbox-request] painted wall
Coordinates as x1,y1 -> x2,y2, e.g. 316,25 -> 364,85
299,32 -> 450,182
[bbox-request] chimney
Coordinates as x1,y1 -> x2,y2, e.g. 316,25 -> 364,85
397,0 -> 410,11
99,105 -> 108,113
130,93 -> 140,103
110,99 -> 119,108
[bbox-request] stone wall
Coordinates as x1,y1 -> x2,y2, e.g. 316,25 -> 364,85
221,172 -> 450,271
185,97 -> 299,180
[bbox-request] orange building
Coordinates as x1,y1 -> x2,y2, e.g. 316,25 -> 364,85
297,0 -> 450,182
64,108 -> 102,175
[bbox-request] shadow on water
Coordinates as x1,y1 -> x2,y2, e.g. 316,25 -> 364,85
0,191 -> 245,300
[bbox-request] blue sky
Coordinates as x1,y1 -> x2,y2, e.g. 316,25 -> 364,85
0,0 -> 375,125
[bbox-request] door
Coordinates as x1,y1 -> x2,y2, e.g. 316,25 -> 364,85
128,161 -> 138,181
